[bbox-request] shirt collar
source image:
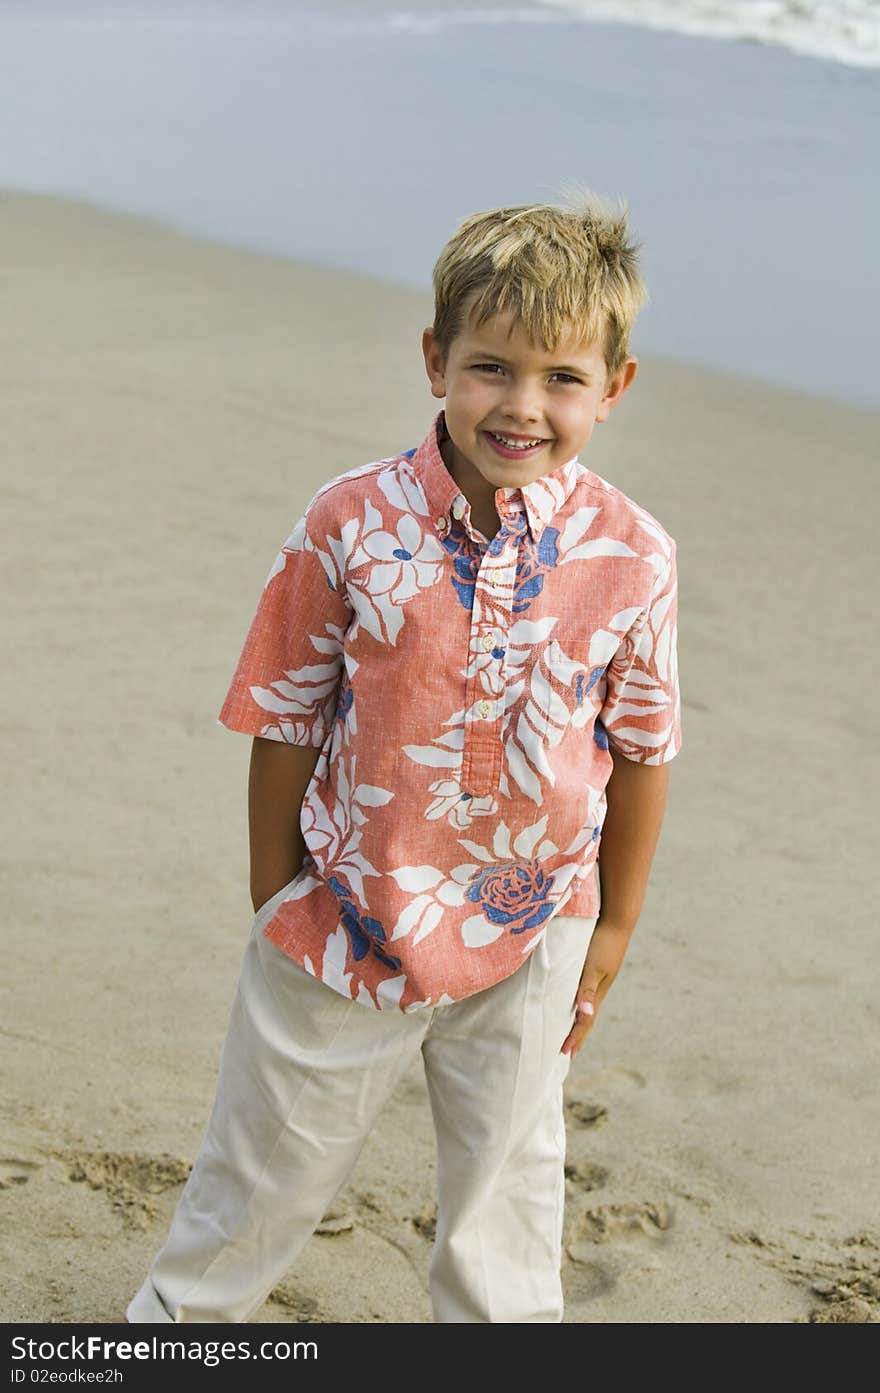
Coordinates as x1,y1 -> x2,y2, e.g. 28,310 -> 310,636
409,410 -> 581,544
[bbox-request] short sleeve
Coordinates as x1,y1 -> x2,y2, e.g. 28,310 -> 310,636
598,541 -> 682,764
217,509 -> 353,746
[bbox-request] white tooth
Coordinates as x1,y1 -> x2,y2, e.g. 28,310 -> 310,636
494,433 -> 542,449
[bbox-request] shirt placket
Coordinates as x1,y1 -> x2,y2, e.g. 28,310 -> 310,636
458,503 -> 521,799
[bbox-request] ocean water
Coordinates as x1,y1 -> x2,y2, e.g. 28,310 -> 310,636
541,1 -> 880,70
1,0 -> 878,406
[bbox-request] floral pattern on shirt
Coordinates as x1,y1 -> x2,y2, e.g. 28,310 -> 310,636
218,411 -> 681,1011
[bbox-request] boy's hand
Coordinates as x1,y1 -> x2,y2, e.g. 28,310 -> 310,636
561,916 -> 635,1060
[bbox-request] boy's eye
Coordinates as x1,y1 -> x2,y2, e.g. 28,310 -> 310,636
472,364 -> 582,385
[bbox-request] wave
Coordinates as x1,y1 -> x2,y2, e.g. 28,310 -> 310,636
386,1 -> 880,69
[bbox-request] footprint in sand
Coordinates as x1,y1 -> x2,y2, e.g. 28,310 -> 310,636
0,1158 -> 41,1189
566,1200 -> 673,1264
564,1100 -> 608,1128
411,1205 -> 437,1242
267,1280 -> 324,1322
58,1149 -> 191,1230
564,1160 -> 610,1192
731,1227 -> 880,1323
563,1201 -> 673,1303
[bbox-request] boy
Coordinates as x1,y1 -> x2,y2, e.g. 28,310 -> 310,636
126,196 -> 681,1324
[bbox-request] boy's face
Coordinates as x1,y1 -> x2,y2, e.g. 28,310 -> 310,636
422,305 -> 637,500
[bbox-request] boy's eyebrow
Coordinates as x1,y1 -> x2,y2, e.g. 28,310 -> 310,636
465,349 -> 592,377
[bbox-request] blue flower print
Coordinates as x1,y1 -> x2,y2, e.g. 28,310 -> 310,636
327,875 -> 401,971
465,860 -> 556,935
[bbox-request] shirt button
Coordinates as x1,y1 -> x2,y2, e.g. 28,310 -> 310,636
481,634 -> 494,651
478,700 -> 492,718
452,498 -> 466,520
435,516 -> 448,532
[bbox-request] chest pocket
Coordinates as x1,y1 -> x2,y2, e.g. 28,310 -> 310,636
538,637 -> 606,745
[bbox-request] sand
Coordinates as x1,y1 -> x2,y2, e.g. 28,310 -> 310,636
1,191 -> 877,1325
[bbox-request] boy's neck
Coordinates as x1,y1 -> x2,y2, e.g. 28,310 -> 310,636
439,432 -> 500,542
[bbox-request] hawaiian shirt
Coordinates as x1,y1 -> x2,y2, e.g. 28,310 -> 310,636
218,410 -> 681,1011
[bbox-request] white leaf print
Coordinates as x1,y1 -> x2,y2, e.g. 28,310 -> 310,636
341,849 -> 380,878
340,516 -> 360,557
353,784 -> 394,807
589,630 -> 622,668
604,700 -> 668,721
249,686 -> 311,715
381,598 -> 405,645
381,465 -> 428,516
461,915 -> 506,948
376,974 -> 407,1011
309,636 -> 344,655
412,902 -> 444,945
508,617 -> 559,644
558,506 -> 601,551
508,723 -> 546,805
403,743 -> 461,768
350,587 -> 383,641
450,862 -> 481,883
434,730 -> 465,749
649,590 -> 674,632
390,894 -> 435,939
536,839 -> 558,858
281,515 -> 307,553
289,873 -> 322,900
655,624 -> 671,681
565,538 -> 639,561
279,660 -> 341,685
335,861 -> 365,902
321,925 -> 352,996
609,723 -> 673,746
389,865 -> 445,891
622,671 -> 663,689
609,606 -> 643,631
363,496 -> 384,534
457,841 -> 495,864
513,815 -> 548,858
303,954 -> 315,975
436,880 -> 468,906
356,980 -> 375,1007
564,826 -> 596,854
492,823 -> 512,858
322,537 -> 346,582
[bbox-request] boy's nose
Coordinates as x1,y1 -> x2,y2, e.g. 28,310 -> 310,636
500,383 -> 543,427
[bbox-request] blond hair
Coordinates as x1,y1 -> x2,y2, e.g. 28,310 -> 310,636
430,190 -> 648,377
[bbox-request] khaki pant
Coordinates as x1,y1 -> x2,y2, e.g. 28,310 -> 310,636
127,903 -> 596,1324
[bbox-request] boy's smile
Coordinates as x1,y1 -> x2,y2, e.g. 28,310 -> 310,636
422,305 -> 637,530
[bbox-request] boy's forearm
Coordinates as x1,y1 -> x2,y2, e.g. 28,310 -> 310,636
596,752 -> 671,930
248,737 -> 322,912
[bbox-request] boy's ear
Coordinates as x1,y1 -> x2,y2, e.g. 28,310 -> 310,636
595,357 -> 638,423
422,327 -> 447,400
